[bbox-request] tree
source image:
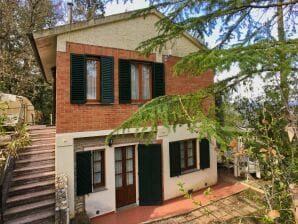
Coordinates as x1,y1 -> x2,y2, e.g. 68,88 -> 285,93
0,0 -> 63,124
107,0 -> 298,222
72,0 -> 105,21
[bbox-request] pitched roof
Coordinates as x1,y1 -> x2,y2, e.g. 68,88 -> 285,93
30,8 -> 206,82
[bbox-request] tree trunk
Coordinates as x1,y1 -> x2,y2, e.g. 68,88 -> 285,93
277,0 -> 289,104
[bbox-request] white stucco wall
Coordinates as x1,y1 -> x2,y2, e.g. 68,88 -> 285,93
157,125 -> 218,200
56,125 -> 217,218
56,14 -> 200,58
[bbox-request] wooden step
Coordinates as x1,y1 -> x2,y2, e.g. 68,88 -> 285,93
7,189 -> 55,208
11,171 -> 55,186
9,179 -> 55,196
13,164 -> 55,176
15,156 -> 55,168
4,199 -> 55,220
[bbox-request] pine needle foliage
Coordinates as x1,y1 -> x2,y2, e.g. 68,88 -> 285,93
106,0 -> 298,144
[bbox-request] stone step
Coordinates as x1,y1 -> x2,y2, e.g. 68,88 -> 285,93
18,149 -> 54,159
4,199 -> 55,220
9,179 -> 55,196
5,210 -> 55,224
29,125 -> 55,131
30,132 -> 56,139
31,137 -> 55,145
15,156 -> 55,168
13,164 -> 55,177
7,189 -> 55,208
29,128 -> 56,135
22,143 -> 55,152
11,171 -> 55,186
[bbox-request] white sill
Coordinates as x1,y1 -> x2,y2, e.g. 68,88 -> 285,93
92,186 -> 108,193
181,168 -> 200,175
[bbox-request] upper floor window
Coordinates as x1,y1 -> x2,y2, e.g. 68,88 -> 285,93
131,63 -> 151,102
70,54 -> 114,104
86,58 -> 100,101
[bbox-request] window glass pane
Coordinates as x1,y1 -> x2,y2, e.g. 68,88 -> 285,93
126,146 -> 133,159
180,142 -> 184,150
116,174 -> 122,187
126,172 -> 133,185
180,148 -> 185,159
115,149 -> 122,161
181,158 -> 185,169
94,173 -> 101,184
87,60 -> 97,99
126,159 -> 133,172
188,147 -> 193,157
94,161 -> 101,172
115,161 -> 122,174
142,64 -> 150,100
131,64 -> 139,100
93,151 -> 101,161
187,140 -> 193,149
188,157 -> 194,166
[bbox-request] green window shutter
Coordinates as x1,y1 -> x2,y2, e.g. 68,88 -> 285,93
70,54 -> 86,104
118,59 -> 131,103
169,141 -> 181,177
152,62 -> 165,98
200,138 -> 210,169
76,151 -> 92,196
100,56 -> 114,104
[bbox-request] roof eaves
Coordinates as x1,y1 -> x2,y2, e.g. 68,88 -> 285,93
27,33 -> 49,84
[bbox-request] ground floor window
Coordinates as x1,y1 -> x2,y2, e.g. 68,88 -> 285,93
180,139 -> 197,171
92,150 -> 105,188
76,149 -> 105,196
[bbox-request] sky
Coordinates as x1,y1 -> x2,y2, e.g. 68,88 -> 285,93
105,0 -> 149,15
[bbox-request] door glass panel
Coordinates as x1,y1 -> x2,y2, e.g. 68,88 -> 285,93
116,174 -> 122,187
126,159 -> 133,172
126,147 -> 133,159
126,172 -> 133,185
115,161 -> 122,174
94,173 -> 101,184
94,161 -> 101,172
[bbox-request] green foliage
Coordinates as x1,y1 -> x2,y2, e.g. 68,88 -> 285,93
0,0 -> 61,124
73,0 -> 105,21
107,0 -> 297,222
0,124 -> 31,171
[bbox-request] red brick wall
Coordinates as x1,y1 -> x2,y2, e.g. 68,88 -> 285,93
56,42 -> 213,133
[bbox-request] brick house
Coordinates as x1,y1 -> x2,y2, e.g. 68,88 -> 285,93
30,9 -> 217,219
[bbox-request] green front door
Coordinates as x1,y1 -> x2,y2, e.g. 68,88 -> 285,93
138,144 -> 162,205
